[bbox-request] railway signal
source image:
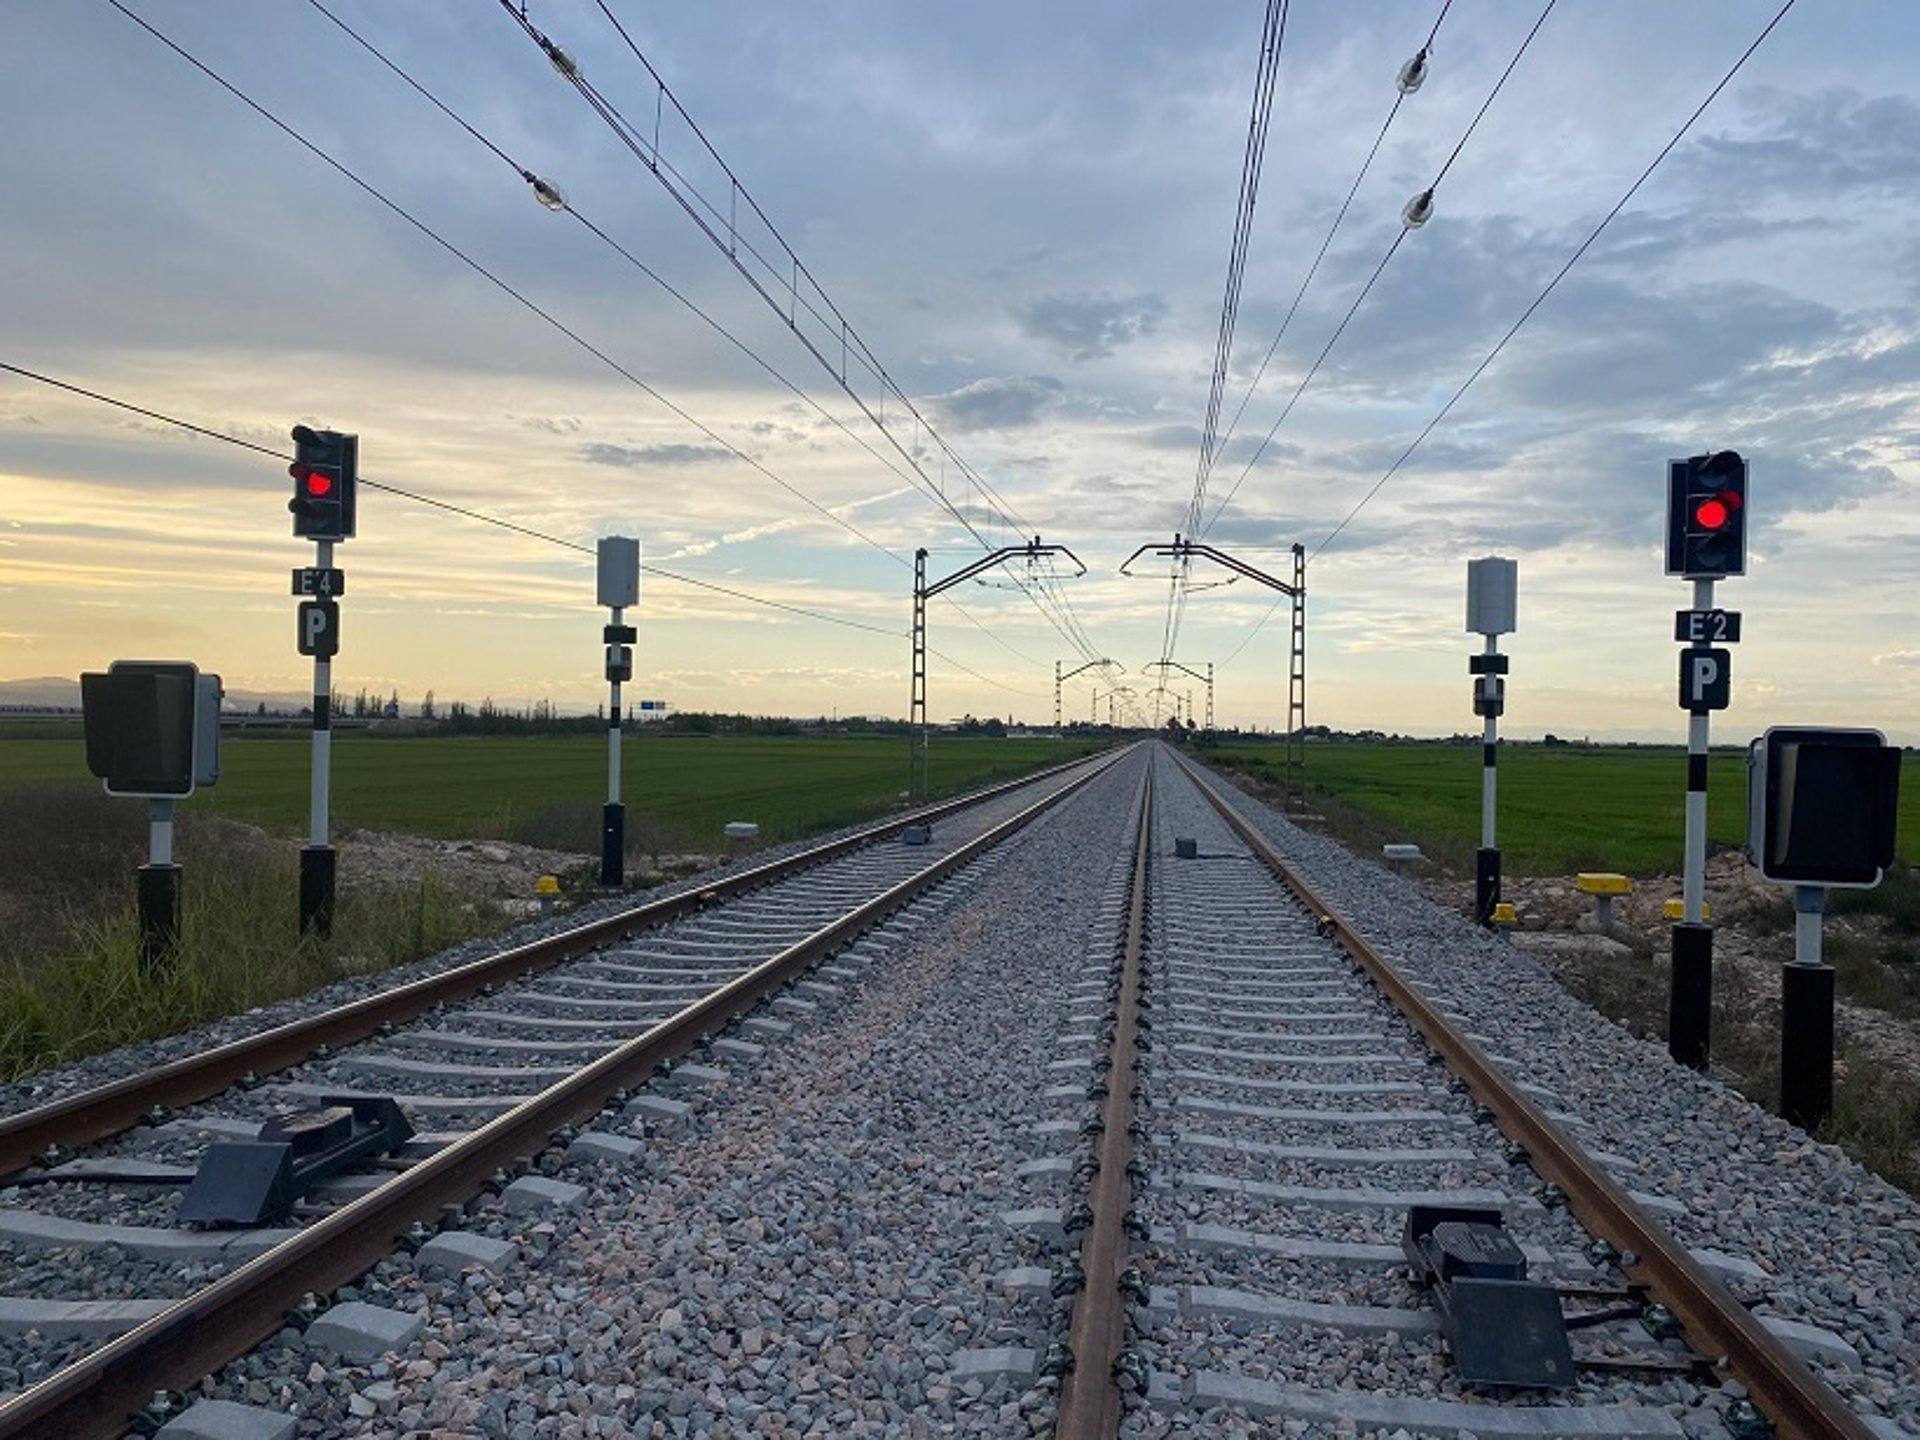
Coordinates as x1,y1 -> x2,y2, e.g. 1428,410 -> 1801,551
287,422 -> 359,936
1465,558 -> 1517,927
1747,727 -> 1903,1131
79,660 -> 223,968
1665,450 -> 1746,580
598,536 -> 642,887
1665,448 -> 1748,1071
288,425 -> 357,541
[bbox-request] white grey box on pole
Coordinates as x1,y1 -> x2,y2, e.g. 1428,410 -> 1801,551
597,536 -> 641,608
193,673 -> 224,787
1466,557 -> 1518,636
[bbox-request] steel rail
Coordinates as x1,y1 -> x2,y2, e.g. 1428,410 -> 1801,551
0,745 -> 1134,1440
1054,766 -> 1152,1437
1172,750 -> 1872,1440
0,749 -> 1118,1176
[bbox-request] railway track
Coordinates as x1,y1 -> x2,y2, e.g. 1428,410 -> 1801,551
1049,747 -> 1889,1439
0,739 -> 1911,1438
0,746 -> 1126,1437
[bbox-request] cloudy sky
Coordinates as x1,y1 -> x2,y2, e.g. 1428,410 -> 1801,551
4,1 -> 1918,740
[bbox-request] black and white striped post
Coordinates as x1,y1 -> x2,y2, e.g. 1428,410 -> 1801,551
288,424 -> 356,938
1665,450 -> 1748,1069
300,536 -> 337,937
598,536 -> 641,888
1669,574 -> 1719,1068
1466,557 -> 1517,927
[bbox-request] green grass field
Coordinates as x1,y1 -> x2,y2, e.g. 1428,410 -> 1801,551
0,733 -> 1104,851
1212,741 -> 1915,877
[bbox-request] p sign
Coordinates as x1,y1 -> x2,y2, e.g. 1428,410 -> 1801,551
297,599 -> 340,658
1679,647 -> 1730,713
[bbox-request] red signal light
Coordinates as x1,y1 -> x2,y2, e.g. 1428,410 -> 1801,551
1694,497 -> 1728,530
303,471 -> 334,497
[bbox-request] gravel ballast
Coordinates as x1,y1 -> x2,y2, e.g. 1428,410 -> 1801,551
1180,747 -> 1920,1436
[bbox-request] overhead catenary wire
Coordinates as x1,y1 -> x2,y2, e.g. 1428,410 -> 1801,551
1219,0 -> 1802,668
1,360 -> 885,640
104,0 -> 1062,686
3,358 -> 1052,697
1208,0 -> 1453,471
299,0 -> 1052,673
1155,0 -> 1290,720
104,0 -> 919,578
1187,0 -> 1290,535
1197,0 -> 1557,543
497,1 -> 1103,665
1311,0 -> 1797,561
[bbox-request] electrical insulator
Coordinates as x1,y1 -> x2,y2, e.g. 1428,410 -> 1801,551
545,41 -> 582,81
1402,188 -> 1434,229
527,174 -> 568,212
1398,48 -> 1429,94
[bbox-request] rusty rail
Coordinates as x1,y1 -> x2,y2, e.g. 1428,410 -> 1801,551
0,748 -> 1120,1176
1053,766 -> 1151,1437
0,745 -> 1132,1440
1174,749 -> 1872,1440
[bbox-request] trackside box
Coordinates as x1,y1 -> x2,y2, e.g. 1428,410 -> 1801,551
1746,726 -> 1900,887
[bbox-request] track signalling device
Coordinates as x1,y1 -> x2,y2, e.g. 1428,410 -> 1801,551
81,660 -> 223,798
289,425 -> 358,541
1747,728 -> 1901,888
1665,450 -> 1746,579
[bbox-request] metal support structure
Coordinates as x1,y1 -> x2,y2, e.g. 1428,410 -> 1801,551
1782,885 -> 1835,1132
1670,576 -> 1715,1069
1285,542 -> 1307,801
300,538 -> 336,938
1123,535 -> 1302,794
909,549 -> 928,802
1056,658 -> 1116,739
1144,658 -> 1214,734
138,799 -> 180,970
909,539 -> 1087,802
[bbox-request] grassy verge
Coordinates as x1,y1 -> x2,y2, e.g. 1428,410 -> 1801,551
0,800 -> 505,1083
1542,926 -> 1920,1192
0,734 -> 1103,846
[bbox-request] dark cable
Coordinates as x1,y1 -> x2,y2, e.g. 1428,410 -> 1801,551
1314,0 -> 1798,560
503,1 -> 1101,663
1220,0 -> 1801,666
1199,0 -> 1557,541
1211,0 -> 1454,468
0,360 -> 907,637
107,0 -> 900,570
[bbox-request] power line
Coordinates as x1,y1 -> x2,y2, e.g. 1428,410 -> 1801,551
1314,0 -> 1799,561
1210,0 -> 1452,472
1198,0 -> 1557,542
301,0 -> 1053,673
105,0 -> 915,578
496,1 -> 1103,664
1220,0 -> 1801,667
0,360 -> 900,638
306,0 -> 907,569
1188,0 -> 1290,533
104,0 -> 1065,681
1158,0 -> 1290,717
